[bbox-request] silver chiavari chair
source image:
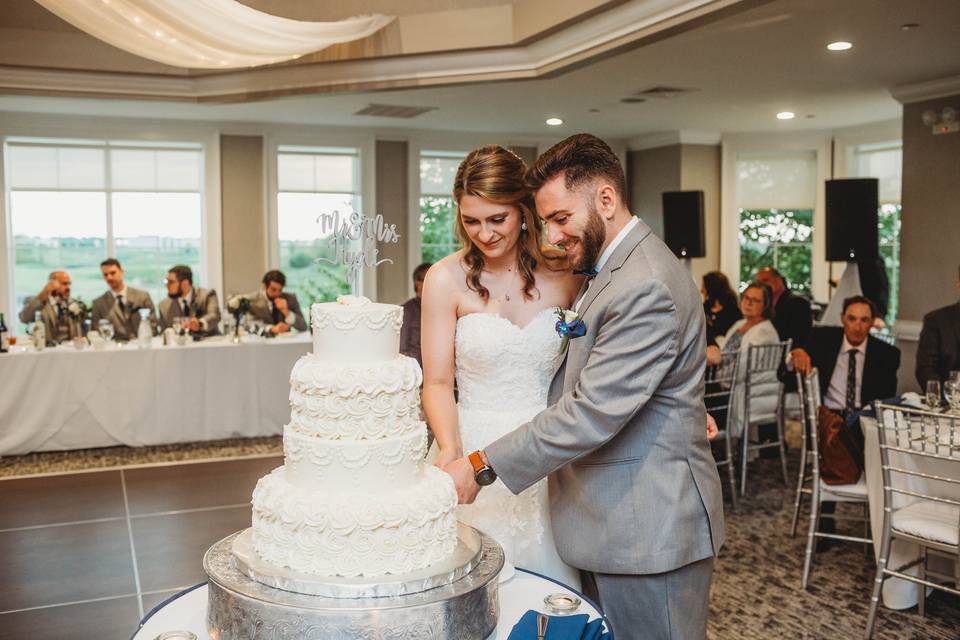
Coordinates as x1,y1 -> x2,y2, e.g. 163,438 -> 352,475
705,351 -> 740,513
865,403 -> 960,638
793,369 -> 870,589
739,339 -> 792,496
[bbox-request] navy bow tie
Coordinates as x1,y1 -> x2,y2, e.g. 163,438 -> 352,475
574,267 -> 599,278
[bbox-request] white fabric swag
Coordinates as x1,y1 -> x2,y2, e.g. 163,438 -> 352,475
34,0 -> 394,69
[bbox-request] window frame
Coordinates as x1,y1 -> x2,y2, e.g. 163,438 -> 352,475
1,121 -> 220,327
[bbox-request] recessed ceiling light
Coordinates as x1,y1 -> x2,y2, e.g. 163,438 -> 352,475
546,118 -> 563,126
776,111 -> 795,120
827,41 -> 853,51
900,23 -> 919,31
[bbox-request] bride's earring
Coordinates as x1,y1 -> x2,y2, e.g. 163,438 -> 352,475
521,221 -> 528,232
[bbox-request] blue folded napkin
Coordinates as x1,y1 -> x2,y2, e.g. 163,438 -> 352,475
507,610 -> 608,640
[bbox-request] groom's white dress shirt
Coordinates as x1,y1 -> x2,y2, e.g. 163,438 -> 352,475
575,216 -> 638,312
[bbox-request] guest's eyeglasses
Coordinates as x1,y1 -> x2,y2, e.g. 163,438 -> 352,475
742,295 -> 764,304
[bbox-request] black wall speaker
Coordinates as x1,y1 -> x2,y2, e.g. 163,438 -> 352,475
662,190 -> 705,259
825,178 -> 879,261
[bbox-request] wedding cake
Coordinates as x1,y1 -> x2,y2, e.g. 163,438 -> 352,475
249,295 -> 458,578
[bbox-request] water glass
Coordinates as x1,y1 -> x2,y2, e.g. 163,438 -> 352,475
98,319 -> 114,342
946,379 -> 960,414
925,380 -> 941,410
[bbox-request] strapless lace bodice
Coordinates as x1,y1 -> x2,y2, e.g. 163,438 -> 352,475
455,309 -> 562,412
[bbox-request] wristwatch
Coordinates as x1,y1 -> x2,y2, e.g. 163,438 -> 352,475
468,450 -> 497,486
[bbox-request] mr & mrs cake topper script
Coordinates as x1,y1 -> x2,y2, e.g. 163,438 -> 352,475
314,210 -> 400,291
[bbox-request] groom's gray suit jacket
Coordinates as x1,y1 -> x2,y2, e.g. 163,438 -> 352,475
485,219 -> 725,575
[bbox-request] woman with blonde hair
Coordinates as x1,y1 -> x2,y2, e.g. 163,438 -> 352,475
421,145 -> 582,585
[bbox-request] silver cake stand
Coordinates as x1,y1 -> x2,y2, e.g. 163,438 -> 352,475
204,523 -> 504,640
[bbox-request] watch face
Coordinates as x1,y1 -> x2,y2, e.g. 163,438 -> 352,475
476,468 -> 497,486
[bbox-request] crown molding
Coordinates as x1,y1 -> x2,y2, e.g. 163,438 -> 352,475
626,129 -> 721,150
890,74 -> 960,105
0,0 -> 753,103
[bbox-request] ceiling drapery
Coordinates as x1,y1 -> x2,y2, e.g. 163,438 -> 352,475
33,0 -> 394,69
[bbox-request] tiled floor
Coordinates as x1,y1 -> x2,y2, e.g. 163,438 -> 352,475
0,455 -> 281,640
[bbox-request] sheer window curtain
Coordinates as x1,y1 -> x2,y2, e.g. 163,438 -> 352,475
33,0 -> 394,68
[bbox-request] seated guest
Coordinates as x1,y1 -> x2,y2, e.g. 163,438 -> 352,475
247,270 -> 308,335
18,270 -> 81,345
90,258 -> 157,340
707,282 -> 781,438
158,265 -> 221,336
756,266 -> 812,349
793,295 -> 900,414
916,265 -> 960,388
400,262 -> 432,367
702,270 -> 741,346
792,295 -> 900,545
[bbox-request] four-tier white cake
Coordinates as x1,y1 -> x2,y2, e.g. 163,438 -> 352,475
250,295 -> 458,578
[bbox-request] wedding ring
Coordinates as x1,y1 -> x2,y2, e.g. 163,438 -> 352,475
544,592 -> 581,614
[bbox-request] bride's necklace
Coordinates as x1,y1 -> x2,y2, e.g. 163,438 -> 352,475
489,265 -> 520,303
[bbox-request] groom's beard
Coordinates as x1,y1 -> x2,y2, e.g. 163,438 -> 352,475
572,208 -> 607,272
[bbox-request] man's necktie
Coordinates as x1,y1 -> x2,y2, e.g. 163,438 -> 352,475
271,301 -> 283,324
844,349 -> 858,417
117,295 -> 126,318
56,302 -> 65,319
182,300 -> 190,317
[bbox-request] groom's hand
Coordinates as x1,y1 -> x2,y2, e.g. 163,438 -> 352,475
443,456 -> 481,504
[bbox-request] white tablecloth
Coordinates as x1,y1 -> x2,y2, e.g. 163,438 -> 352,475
862,414 -> 960,609
0,335 -> 311,456
132,570 -> 607,640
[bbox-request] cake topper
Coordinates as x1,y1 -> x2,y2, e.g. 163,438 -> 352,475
314,210 -> 401,292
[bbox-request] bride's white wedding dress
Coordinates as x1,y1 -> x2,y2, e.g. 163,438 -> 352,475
452,307 -> 580,587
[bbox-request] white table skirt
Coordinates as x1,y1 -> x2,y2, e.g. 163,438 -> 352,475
132,569 -> 607,640
0,334 -> 311,456
862,414 -> 960,610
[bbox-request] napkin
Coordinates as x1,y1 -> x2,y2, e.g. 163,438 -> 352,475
901,392 -> 925,409
507,610 -> 608,640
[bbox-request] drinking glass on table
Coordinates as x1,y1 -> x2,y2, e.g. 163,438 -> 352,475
945,379 -> 960,414
926,380 -> 942,410
97,319 -> 114,343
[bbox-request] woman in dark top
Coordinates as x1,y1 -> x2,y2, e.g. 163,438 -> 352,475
702,271 -> 742,345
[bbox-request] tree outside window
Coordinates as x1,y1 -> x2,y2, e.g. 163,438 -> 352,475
739,208 -> 814,294
420,153 -> 466,263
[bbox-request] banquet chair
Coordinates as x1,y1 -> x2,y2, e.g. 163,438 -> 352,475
705,351 -> 740,513
739,339 -> 792,496
865,403 -> 960,638
793,369 -> 871,589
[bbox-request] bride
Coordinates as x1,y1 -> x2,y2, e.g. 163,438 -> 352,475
421,145 -> 582,586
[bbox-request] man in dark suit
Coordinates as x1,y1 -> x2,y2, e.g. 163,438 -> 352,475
916,266 -> 960,388
792,295 -> 900,412
792,295 -> 900,547
756,267 -> 813,350
246,270 -> 308,334
400,262 -> 431,367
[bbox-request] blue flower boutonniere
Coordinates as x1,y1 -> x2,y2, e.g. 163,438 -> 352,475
555,307 -> 587,353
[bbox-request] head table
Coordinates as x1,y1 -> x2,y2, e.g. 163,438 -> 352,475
0,334 -> 312,456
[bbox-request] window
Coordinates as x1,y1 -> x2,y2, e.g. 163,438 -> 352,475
276,146 -> 360,305
736,151 -> 817,294
6,140 -> 204,317
419,151 -> 466,263
848,142 -> 902,323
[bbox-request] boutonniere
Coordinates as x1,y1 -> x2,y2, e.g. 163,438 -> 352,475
555,307 -> 587,353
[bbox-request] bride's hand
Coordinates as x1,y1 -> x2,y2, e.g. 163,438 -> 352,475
434,447 -> 463,469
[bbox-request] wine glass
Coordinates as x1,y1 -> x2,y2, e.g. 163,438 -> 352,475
98,319 -> 115,343
945,379 -> 960,415
925,380 -> 941,411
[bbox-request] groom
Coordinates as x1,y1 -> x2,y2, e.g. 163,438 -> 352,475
444,134 -> 725,638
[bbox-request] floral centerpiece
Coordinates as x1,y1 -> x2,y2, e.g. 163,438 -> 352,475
67,299 -> 90,347
226,294 -> 251,343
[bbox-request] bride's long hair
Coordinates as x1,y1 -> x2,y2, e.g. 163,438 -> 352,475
453,145 -> 545,301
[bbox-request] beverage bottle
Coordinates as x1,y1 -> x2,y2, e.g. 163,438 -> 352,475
137,309 -> 152,349
33,310 -> 46,351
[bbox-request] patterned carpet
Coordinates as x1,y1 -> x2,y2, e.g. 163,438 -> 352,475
2,439 -> 957,638
709,457 -> 959,639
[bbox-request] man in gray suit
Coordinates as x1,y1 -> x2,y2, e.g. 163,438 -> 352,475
445,134 -> 724,638
158,265 -> 221,336
19,270 -> 81,345
246,270 -> 308,334
90,258 -> 157,341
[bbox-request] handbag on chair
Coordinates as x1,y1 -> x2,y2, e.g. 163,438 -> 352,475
816,406 -> 864,485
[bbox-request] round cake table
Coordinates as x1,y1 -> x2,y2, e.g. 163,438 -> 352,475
131,569 -> 610,640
